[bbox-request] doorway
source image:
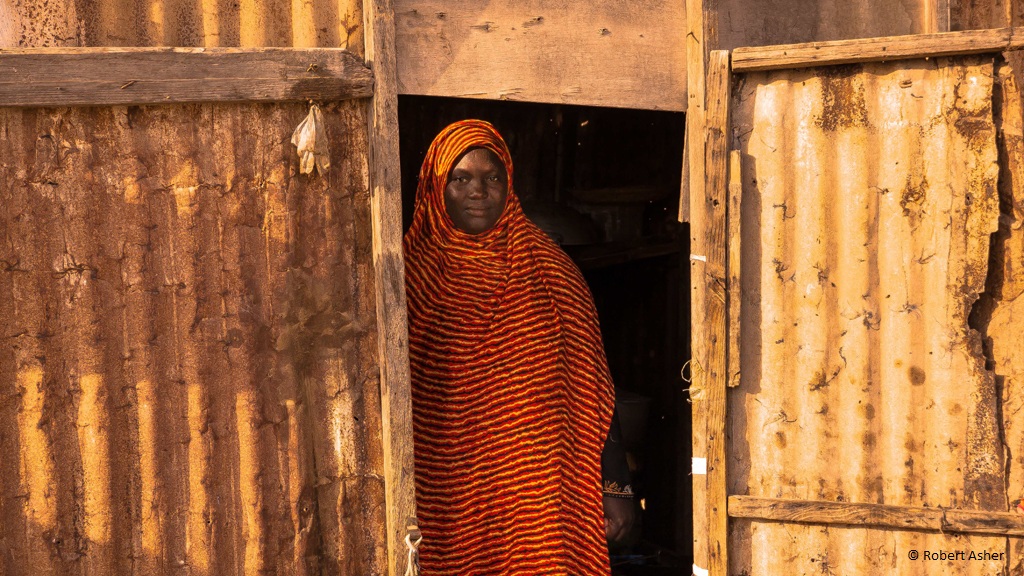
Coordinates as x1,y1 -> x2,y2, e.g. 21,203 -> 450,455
397,95 -> 692,573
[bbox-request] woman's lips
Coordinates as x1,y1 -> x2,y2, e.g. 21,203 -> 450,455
465,207 -> 488,217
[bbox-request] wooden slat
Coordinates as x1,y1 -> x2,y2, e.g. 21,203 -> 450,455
688,0 -> 720,569
363,1 -> 418,575
729,496 -> 1024,537
0,47 -> 373,107
678,112 -> 690,223
726,149 -> 741,389
393,0 -> 686,111
701,49 -> 731,576
732,27 -> 1017,72
687,0 -> 708,564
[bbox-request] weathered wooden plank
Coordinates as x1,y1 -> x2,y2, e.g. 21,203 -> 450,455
729,496 -> 1024,537
687,0 -> 718,568
363,0 -> 418,574
678,112 -> 690,223
732,27 -> 1014,72
0,48 -> 372,107
702,49 -> 731,576
393,0 -> 687,111
726,149 -> 741,389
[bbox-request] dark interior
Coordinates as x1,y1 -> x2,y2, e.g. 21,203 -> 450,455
398,95 -> 692,573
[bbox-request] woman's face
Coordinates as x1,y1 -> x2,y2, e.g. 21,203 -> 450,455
444,148 -> 508,234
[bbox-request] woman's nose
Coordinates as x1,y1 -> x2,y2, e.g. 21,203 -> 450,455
467,179 -> 486,197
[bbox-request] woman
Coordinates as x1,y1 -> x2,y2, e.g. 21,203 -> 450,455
403,119 -> 633,575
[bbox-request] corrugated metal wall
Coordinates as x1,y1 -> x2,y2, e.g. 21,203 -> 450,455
979,52 -> 1024,574
729,56 -> 1008,574
1,2 -> 386,576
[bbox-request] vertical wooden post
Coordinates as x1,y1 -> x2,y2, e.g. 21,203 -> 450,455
364,0 -> 417,574
691,48 -> 730,576
686,2 -> 718,570
726,150 -> 742,390
680,0 -> 718,224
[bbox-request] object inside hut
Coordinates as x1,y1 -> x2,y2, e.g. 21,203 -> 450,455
399,95 -> 692,574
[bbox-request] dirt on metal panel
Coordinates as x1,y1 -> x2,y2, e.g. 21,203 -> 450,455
972,52 -> 1024,575
717,0 -> 933,50
0,101 -> 386,576
0,2 -> 386,575
2,0 -> 364,50
729,56 -> 1005,574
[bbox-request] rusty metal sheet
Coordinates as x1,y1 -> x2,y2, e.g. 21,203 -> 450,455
729,56 -> 1005,574
981,53 -> 1024,574
0,102 -> 386,576
1,0 -> 364,51
0,2 -> 387,575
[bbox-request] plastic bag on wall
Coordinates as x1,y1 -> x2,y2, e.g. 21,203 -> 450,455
291,104 -> 330,176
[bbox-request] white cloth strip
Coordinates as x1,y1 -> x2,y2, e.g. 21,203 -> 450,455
689,254 -> 707,262
693,564 -> 709,576
692,457 -> 707,475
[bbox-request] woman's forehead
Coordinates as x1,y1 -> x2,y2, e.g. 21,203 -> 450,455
449,147 -> 505,172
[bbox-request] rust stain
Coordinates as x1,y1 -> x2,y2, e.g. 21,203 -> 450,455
908,366 -> 926,386
2,2 -> 389,573
730,56 -> 1005,574
816,65 -> 870,131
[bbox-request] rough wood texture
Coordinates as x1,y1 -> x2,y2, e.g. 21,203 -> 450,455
681,0 -> 717,223
730,496 -> 1024,536
732,27 -> 1021,72
718,0 -> 932,50
0,48 -> 372,107
726,149 -> 741,389
393,0 -> 686,111
687,0 -> 718,564
364,0 -> 417,574
701,50 -> 731,576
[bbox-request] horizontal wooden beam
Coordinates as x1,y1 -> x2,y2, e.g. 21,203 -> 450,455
729,496 -> 1024,537
393,0 -> 686,111
732,27 -> 1024,72
0,48 -> 373,108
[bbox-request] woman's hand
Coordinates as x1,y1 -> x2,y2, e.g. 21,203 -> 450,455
603,495 -> 636,544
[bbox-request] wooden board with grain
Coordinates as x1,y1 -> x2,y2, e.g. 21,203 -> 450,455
393,0 -> 686,111
0,47 -> 373,107
701,49 -> 731,576
364,0 -> 419,574
732,26 -> 1017,72
726,149 -> 741,389
730,496 -> 1024,537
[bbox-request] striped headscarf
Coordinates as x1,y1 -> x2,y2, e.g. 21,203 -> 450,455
403,119 -> 614,575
